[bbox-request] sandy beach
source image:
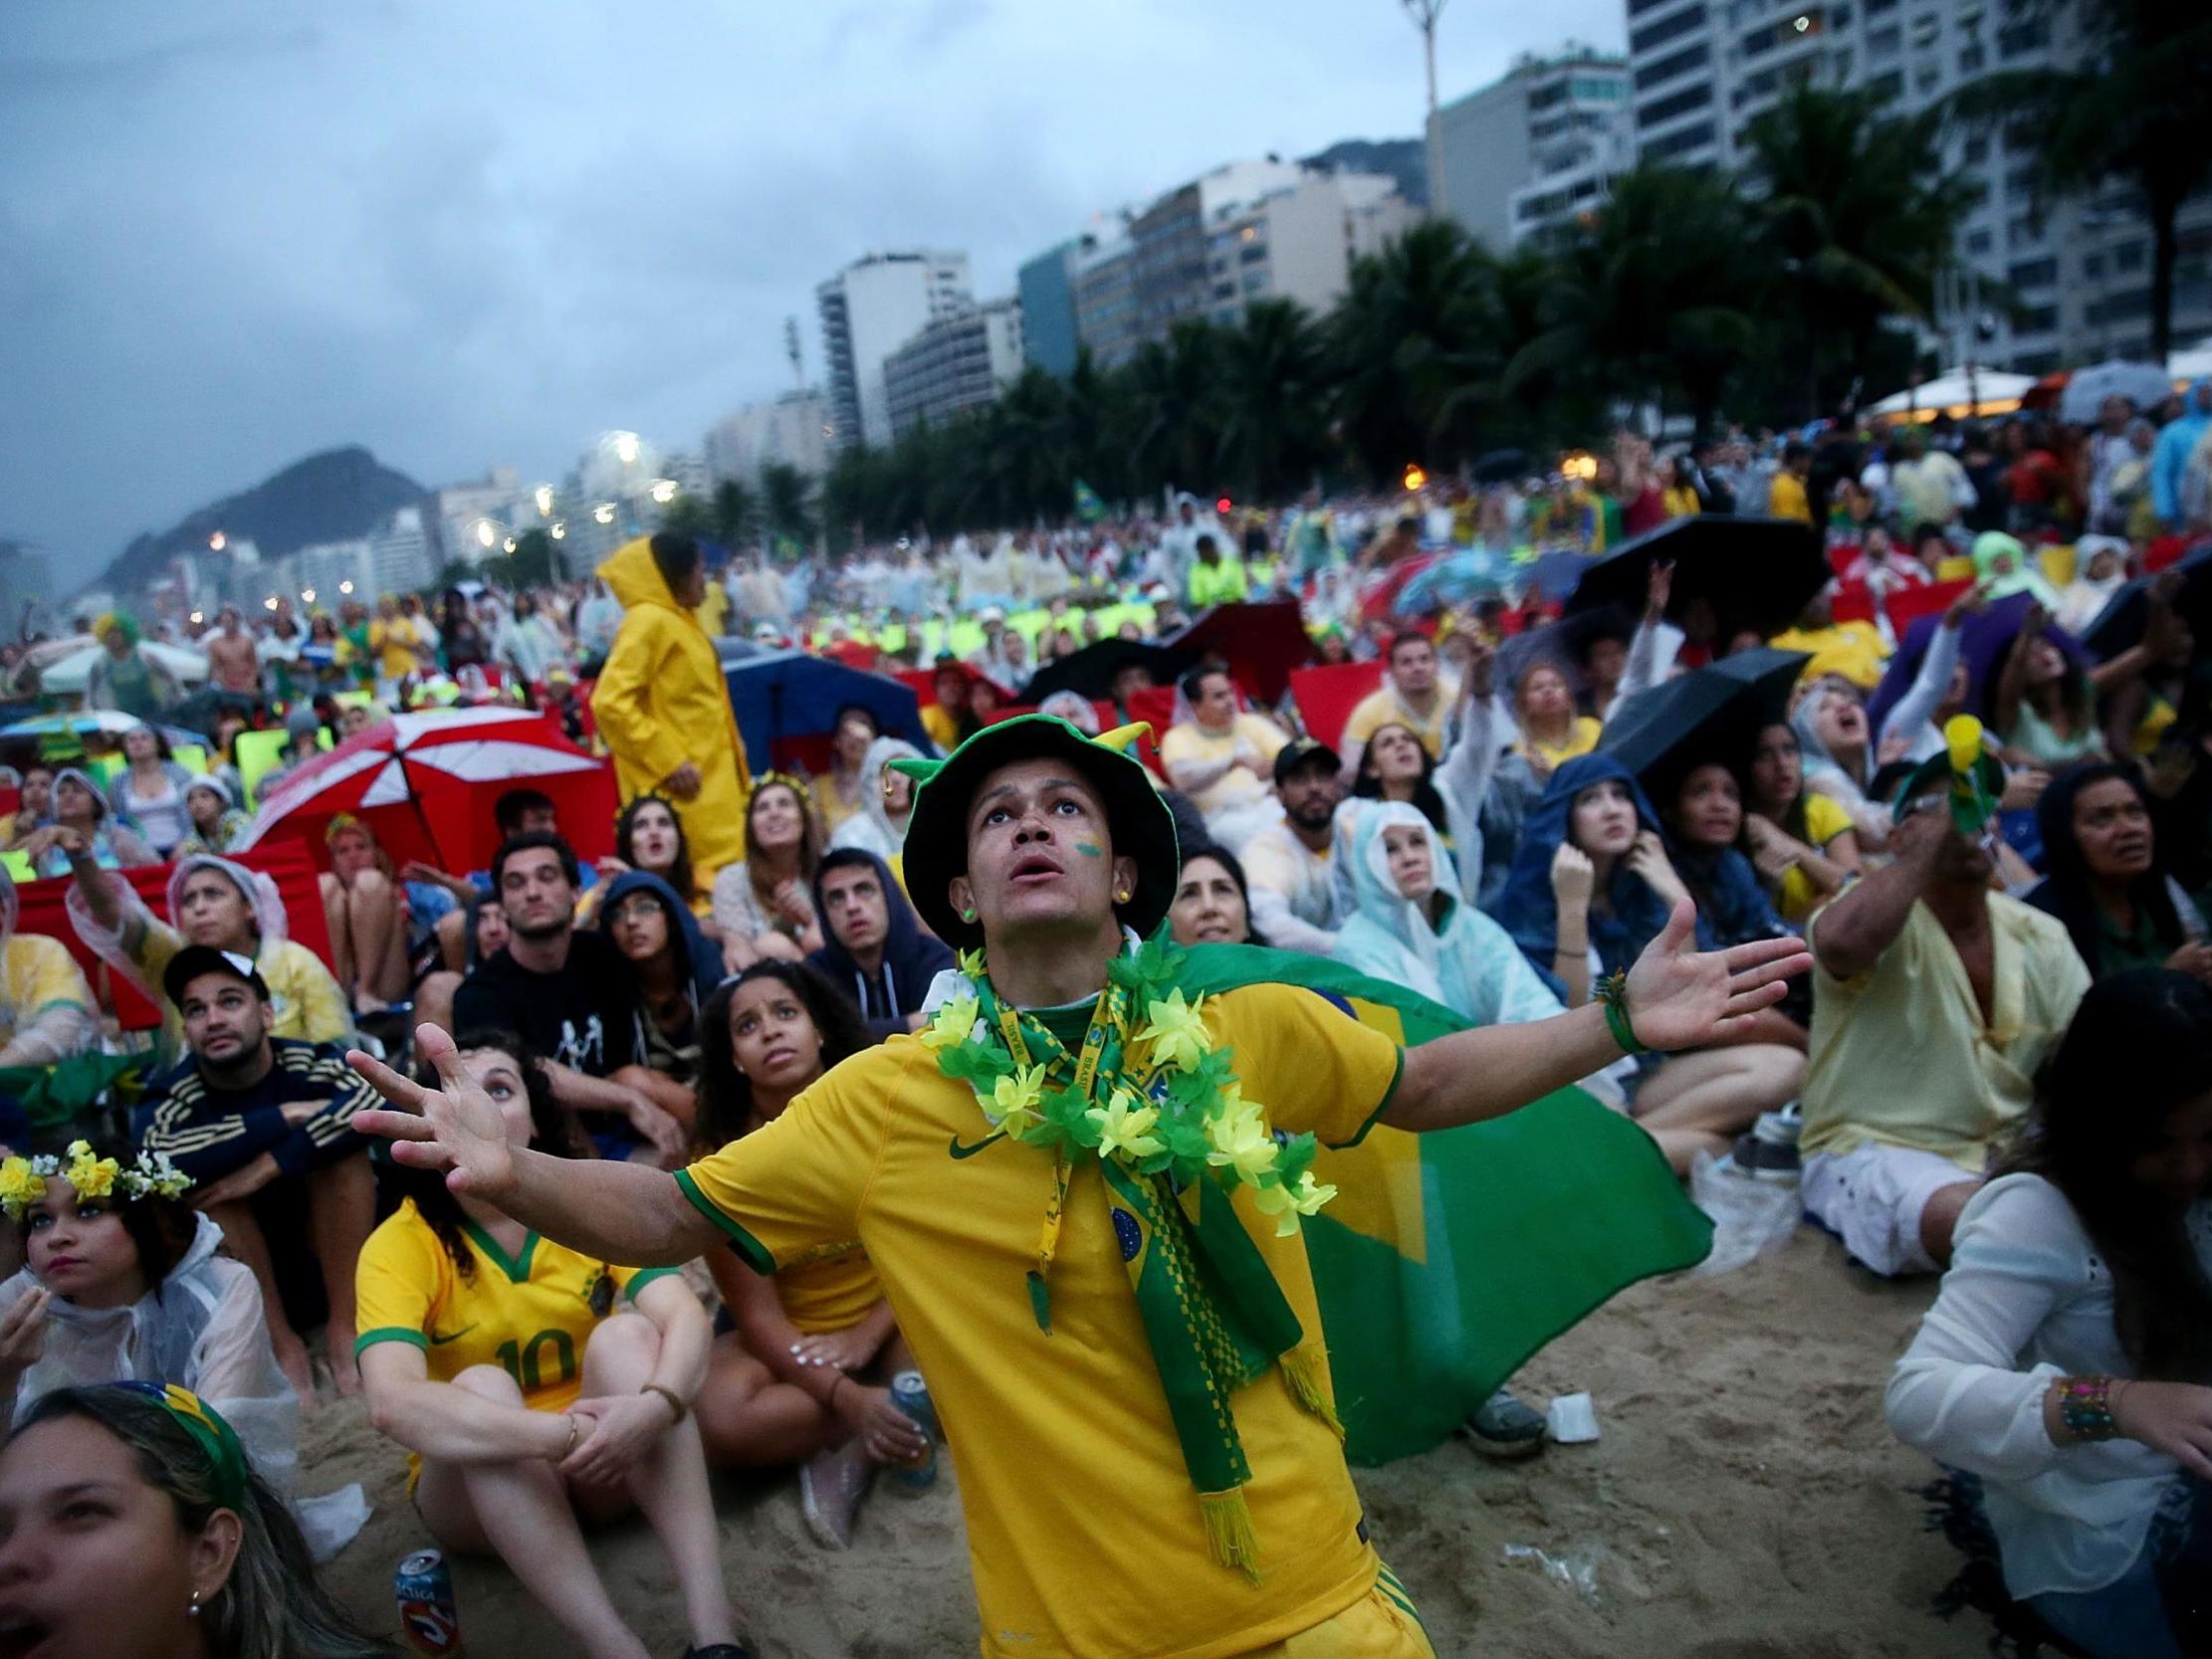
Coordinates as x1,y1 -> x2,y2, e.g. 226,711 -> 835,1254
306,1225 -> 1991,1658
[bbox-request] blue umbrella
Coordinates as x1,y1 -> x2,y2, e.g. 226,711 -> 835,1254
0,711 -> 208,747
720,648 -> 929,769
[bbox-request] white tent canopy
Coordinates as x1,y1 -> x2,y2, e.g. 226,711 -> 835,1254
1869,367 -> 2037,419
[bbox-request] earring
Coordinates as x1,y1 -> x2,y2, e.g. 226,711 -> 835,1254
1114,890 -> 1130,904
189,1590 -> 202,1618
960,907 -> 977,922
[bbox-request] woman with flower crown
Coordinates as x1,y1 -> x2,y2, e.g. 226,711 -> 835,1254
350,713 -> 1811,1659
0,1137 -> 368,1559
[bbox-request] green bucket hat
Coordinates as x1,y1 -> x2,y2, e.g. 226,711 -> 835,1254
889,714 -> 1179,949
1891,714 -> 2005,839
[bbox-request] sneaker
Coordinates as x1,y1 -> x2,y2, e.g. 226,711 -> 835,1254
1462,1387 -> 1547,1461
1732,1117 -> 1803,1183
798,1443 -> 873,1549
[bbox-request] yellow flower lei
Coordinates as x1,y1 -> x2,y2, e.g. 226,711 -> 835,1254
0,1142 -> 193,1221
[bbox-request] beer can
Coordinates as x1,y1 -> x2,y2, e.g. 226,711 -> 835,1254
394,1548 -> 465,1655
886,1369 -> 937,1494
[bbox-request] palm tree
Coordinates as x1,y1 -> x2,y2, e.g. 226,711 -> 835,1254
1213,299 -> 1332,501
1949,0 -> 2212,360
1328,219 -> 1492,481
760,463 -> 815,547
1743,87 -> 1978,417
1505,163 -> 1768,435
711,479 -> 760,549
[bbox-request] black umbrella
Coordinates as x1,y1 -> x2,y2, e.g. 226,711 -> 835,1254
1563,516 -> 1828,643
1471,448 -> 1528,486
1020,636 -> 1193,705
1597,647 -> 1810,787
2079,543 -> 2212,660
1496,605 -> 1638,700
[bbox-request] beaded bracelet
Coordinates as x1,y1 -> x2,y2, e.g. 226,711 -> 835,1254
1595,970 -> 1650,1056
2057,1375 -> 2121,1442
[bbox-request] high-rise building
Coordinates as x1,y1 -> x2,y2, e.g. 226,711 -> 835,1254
1202,171 -> 1420,324
1016,238 -> 1092,376
430,466 -> 525,567
1624,0 -> 2212,371
0,538 -> 56,638
704,391 -> 831,490
883,299 -> 1026,436
1071,160 -> 1414,361
815,251 -> 974,450
267,538 -> 375,608
370,508 -> 435,595
1432,45 -> 1631,250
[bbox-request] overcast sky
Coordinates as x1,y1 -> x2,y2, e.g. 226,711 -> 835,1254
1,0 -> 1625,567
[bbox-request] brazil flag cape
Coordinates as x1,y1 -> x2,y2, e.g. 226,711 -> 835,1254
1173,941 -> 1714,1466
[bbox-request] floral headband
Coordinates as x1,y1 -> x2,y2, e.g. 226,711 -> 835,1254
751,771 -> 812,808
0,1141 -> 192,1221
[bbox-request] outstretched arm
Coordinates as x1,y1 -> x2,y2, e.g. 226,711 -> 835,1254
1386,902 -> 1807,1133
348,1026 -> 717,1266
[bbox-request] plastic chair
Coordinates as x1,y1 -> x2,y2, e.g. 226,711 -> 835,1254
170,743 -> 209,775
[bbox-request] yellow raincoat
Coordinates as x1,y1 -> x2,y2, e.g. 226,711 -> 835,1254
591,538 -> 752,880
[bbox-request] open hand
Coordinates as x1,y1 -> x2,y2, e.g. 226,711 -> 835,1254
1644,559 -> 1674,620
346,1024 -> 519,1199
1621,900 -> 1812,1054
0,1288 -> 49,1376
2114,1379 -> 2212,1480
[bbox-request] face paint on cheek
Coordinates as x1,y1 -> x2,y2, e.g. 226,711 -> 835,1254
1073,842 -> 1104,859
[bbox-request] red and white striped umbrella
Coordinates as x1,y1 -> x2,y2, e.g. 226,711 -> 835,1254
238,707 -> 616,872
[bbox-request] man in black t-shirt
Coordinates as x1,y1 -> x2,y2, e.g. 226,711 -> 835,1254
135,944 -> 377,1399
452,830 -> 686,1164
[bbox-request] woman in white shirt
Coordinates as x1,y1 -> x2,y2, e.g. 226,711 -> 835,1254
1885,968 -> 2212,1659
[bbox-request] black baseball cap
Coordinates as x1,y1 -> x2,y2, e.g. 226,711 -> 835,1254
1273,736 -> 1339,784
162,945 -> 270,1008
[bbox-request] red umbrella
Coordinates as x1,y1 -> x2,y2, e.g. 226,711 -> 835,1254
237,707 -> 616,873
1167,599 -> 1317,705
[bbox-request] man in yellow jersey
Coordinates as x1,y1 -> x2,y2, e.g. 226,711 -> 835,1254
351,715 -> 1807,1659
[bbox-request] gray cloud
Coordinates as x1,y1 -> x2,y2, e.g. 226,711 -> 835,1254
0,0 -> 1624,575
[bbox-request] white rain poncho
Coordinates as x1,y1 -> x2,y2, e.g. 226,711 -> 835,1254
0,1213 -> 369,1559
826,736 -> 924,864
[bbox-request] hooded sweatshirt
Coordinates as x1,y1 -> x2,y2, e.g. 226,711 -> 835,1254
1333,802 -> 1564,1027
591,536 -> 752,881
2150,378 -> 2212,524
597,869 -> 722,1081
805,849 -> 953,1043
1487,753 -> 1698,1000
826,735 -> 924,867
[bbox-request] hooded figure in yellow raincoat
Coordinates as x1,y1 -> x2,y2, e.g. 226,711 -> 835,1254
591,534 -> 752,881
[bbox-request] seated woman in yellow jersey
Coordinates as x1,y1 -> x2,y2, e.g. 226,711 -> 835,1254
354,1031 -> 746,1659
56,841 -> 350,1061
688,963 -> 927,1549
1739,723 -> 1862,926
1508,659 -> 1602,782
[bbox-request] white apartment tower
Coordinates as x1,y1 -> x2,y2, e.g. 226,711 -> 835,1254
1432,45 -> 1632,250
816,251 -> 974,450
1624,0 -> 2212,371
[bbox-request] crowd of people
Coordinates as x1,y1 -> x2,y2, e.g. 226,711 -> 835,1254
0,381 -> 2206,1658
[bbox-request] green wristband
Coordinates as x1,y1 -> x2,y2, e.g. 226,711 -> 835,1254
1596,971 -> 1650,1055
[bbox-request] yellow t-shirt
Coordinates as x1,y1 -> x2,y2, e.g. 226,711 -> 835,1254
675,983 -> 1404,1659
772,1239 -> 880,1335
0,935 -> 93,1055
922,704 -> 962,755
1768,472 -> 1812,523
1518,716 -> 1603,771
1776,792 -> 1856,926
1340,686 -> 1451,760
1803,897 -> 2089,1171
1159,715 -> 1290,819
369,617 -> 422,681
130,916 -> 349,1058
354,1198 -> 678,1413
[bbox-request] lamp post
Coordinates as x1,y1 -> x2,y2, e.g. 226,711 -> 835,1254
1402,0 -> 1449,220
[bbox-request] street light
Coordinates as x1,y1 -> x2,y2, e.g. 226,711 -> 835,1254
302,589 -> 316,604
550,521 -> 566,540
649,479 -> 678,506
612,431 -> 641,466
593,503 -> 616,525
475,519 -> 498,550
208,530 -> 227,551
1402,0 -> 1449,219
534,484 -> 555,518
338,580 -> 354,595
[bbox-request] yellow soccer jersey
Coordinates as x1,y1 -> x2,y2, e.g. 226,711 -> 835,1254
354,1198 -> 678,1413
676,981 -> 1404,1659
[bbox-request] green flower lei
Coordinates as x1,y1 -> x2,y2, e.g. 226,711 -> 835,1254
920,936 -> 1336,1232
